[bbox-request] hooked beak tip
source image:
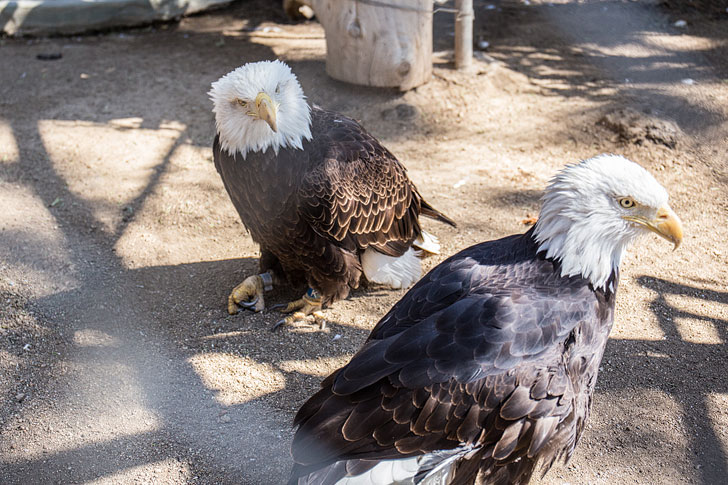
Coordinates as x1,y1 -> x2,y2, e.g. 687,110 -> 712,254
255,92 -> 278,133
654,205 -> 683,250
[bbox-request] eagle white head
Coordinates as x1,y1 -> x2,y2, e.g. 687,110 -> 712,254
209,60 -> 312,158
534,154 -> 683,291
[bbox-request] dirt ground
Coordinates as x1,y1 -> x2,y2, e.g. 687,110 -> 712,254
0,0 -> 726,483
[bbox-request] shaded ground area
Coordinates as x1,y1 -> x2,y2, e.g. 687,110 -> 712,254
0,0 -> 726,483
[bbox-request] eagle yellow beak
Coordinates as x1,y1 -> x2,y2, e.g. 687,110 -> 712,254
625,205 -> 683,250
255,92 -> 277,132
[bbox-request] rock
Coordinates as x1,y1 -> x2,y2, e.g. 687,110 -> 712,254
284,0 -> 314,20
298,6 -> 315,19
599,108 -> 681,149
381,103 -> 418,121
15,393 -> 26,402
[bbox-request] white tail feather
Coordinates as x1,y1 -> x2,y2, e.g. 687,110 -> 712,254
361,247 -> 422,289
336,457 -> 419,484
330,444 -> 477,484
413,230 -> 440,255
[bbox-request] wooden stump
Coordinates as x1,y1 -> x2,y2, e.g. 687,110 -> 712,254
312,0 -> 432,91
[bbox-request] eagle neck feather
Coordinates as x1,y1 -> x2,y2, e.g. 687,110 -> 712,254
533,196 -> 632,293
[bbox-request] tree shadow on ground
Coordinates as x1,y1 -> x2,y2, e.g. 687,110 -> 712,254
0,113 -> 375,479
596,275 -> 728,483
477,0 -> 727,134
1,258 -> 371,484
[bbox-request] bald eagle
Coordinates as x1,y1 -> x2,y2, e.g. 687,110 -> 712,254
289,155 -> 683,484
209,60 -> 455,328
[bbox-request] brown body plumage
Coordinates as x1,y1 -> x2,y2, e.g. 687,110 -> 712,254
213,106 -> 454,307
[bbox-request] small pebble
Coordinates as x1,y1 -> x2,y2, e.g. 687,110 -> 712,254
299,5 -> 315,19
16,393 -> 26,402
673,20 -> 687,28
453,177 -> 469,189
681,78 -> 695,85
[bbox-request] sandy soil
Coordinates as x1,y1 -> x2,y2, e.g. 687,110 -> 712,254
1,0 -> 726,483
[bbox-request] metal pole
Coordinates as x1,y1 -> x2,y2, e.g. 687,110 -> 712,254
454,0 -> 473,70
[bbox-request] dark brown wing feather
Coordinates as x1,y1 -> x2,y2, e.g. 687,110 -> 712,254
299,107 -> 455,258
289,229 -> 616,484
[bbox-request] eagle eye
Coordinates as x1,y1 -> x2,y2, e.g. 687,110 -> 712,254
275,84 -> 281,94
618,197 -> 635,209
237,99 -> 248,107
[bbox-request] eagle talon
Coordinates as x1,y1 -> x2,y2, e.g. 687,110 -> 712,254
271,311 -> 317,331
277,298 -> 307,314
268,302 -> 288,312
269,291 -> 324,330
313,310 -> 326,330
239,296 -> 260,309
227,274 -> 266,314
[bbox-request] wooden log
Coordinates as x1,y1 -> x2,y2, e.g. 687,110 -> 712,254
454,0 -> 473,70
312,0 -> 432,90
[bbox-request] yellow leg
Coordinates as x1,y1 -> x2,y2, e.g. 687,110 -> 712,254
312,310 -> 327,330
271,290 -> 324,330
227,274 -> 266,314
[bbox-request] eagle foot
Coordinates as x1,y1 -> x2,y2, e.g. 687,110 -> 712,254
271,289 -> 324,331
227,273 -> 272,314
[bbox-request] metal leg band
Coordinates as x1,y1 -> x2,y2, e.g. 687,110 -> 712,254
260,272 -> 274,292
